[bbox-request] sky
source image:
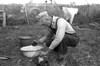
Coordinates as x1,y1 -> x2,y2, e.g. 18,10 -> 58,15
0,0 -> 100,5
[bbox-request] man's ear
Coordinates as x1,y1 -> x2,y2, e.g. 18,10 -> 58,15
36,15 -> 40,19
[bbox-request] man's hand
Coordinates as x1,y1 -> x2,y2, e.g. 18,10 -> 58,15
40,46 -> 53,56
32,40 -> 38,46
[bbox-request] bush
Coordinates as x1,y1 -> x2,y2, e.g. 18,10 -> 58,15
76,4 -> 100,24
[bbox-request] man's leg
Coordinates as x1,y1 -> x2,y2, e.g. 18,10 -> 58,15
53,35 -> 68,55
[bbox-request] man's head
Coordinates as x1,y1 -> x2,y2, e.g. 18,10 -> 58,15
36,5 -> 64,26
36,11 -> 52,26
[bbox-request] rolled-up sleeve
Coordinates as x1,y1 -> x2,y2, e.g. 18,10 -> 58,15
49,18 -> 67,49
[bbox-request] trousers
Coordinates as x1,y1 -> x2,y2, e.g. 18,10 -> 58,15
45,33 -> 79,55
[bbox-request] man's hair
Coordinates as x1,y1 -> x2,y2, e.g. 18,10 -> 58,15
45,5 -> 65,18
36,5 -> 66,19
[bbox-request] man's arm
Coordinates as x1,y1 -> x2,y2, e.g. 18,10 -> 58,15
49,18 -> 67,49
38,28 -> 54,43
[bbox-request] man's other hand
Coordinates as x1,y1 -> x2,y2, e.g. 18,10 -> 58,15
32,40 -> 38,46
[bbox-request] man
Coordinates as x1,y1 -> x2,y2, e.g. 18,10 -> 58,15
35,11 -> 79,55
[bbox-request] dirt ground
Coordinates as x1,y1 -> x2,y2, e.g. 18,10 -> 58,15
0,23 -> 100,66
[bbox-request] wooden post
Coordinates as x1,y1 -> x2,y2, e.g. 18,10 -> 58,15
24,4 -> 30,25
2,12 -> 6,27
2,5 -> 6,27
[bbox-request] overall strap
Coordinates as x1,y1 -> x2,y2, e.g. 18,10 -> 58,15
49,17 -> 60,29
56,18 -> 60,23
55,18 -> 60,28
49,17 -> 60,34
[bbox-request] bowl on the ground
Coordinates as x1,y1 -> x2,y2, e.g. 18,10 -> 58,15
18,36 -> 34,47
20,45 -> 43,57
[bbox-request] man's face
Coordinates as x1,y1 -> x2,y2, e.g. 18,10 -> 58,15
39,15 -> 52,26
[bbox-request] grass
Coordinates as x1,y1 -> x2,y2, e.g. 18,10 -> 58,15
0,23 -> 100,66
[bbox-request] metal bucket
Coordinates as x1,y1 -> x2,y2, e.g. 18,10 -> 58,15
18,36 -> 34,47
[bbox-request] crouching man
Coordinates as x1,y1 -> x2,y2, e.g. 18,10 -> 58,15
35,11 -> 79,56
